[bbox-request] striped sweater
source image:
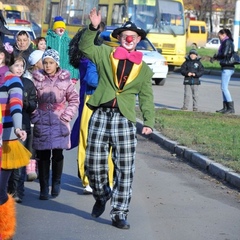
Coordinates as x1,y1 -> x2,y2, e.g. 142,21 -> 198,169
0,71 -> 23,141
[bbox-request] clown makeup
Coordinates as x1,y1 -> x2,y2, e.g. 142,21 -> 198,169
118,31 -> 141,52
54,27 -> 65,36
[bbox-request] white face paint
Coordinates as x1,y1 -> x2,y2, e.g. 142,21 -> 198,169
54,28 -> 65,36
118,30 -> 141,52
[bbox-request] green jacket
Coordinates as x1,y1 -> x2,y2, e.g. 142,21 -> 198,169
78,27 -> 155,128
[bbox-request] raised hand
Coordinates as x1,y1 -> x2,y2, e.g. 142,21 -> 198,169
89,8 -> 101,28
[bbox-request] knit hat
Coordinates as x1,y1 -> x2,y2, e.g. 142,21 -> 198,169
42,49 -> 60,66
189,49 -> 198,56
52,16 -> 66,30
28,50 -> 44,66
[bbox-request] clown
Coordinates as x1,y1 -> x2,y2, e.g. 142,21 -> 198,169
45,16 -> 79,83
79,8 -> 155,230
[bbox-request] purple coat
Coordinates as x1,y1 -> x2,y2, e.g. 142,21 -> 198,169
31,68 -> 79,150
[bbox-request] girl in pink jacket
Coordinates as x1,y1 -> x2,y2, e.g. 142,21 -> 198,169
31,49 -> 79,200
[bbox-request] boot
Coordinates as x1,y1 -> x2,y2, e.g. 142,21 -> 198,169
26,159 -> 38,181
51,158 -> 64,197
223,101 -> 235,114
0,195 -> 16,240
216,101 -> 227,113
38,160 -> 50,200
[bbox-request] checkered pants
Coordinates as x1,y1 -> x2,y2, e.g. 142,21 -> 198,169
85,108 -> 137,216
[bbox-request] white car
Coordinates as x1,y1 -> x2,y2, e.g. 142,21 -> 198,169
4,19 -> 36,45
205,38 -> 221,49
100,31 -> 168,86
136,38 -> 168,85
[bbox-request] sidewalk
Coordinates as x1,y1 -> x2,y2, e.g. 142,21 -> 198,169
136,118 -> 240,190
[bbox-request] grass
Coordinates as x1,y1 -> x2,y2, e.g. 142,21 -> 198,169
186,47 -> 240,71
136,108 -> 240,173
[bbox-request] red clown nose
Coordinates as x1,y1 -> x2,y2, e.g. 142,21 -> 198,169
126,36 -> 133,43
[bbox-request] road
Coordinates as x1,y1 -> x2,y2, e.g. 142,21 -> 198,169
14,72 -> 240,240
153,71 -> 240,115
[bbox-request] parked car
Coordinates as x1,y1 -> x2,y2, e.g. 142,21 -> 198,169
204,38 -> 221,49
4,19 -> 36,45
100,30 -> 169,86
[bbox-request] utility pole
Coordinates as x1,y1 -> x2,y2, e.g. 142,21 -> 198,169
233,0 -> 240,51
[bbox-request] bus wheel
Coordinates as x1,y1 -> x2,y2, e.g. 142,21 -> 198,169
191,43 -> 198,49
154,78 -> 166,86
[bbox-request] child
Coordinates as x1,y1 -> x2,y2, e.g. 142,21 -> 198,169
180,49 -> 204,111
28,50 -> 44,77
31,49 -> 79,200
34,37 -> 47,51
7,55 -> 37,203
0,43 -> 30,239
45,16 -> 79,83
25,50 -> 44,181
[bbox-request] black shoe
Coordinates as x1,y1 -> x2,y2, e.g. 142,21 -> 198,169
13,194 -> 22,203
91,200 -> 106,218
39,193 -> 49,200
112,219 -> 130,229
51,184 -> 61,197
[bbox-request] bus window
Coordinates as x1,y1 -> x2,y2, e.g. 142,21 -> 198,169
41,0 -> 99,38
112,4 -> 125,26
201,26 -> 206,34
3,4 -> 31,21
126,0 -> 186,70
5,10 -> 21,19
190,26 -> 200,34
44,0 -> 51,24
99,5 -> 108,24
99,1 -> 125,26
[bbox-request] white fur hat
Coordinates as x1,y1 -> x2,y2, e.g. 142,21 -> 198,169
28,50 -> 44,66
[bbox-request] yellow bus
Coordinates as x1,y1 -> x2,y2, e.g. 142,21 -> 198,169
2,3 -> 31,21
187,20 -> 208,48
41,0 -> 99,38
99,0 -> 186,71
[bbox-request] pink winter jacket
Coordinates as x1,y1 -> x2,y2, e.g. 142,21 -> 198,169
31,68 -> 79,150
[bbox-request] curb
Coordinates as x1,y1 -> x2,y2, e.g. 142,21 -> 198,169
136,120 -> 240,190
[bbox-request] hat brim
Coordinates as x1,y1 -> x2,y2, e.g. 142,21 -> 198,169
112,27 -> 146,40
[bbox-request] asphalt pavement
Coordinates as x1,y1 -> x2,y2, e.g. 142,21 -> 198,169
13,70 -> 240,239
15,135 -> 240,240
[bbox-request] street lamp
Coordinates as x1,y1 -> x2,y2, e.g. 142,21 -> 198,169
233,0 -> 240,51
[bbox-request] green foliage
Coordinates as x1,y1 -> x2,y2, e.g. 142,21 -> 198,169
136,108 -> 240,172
